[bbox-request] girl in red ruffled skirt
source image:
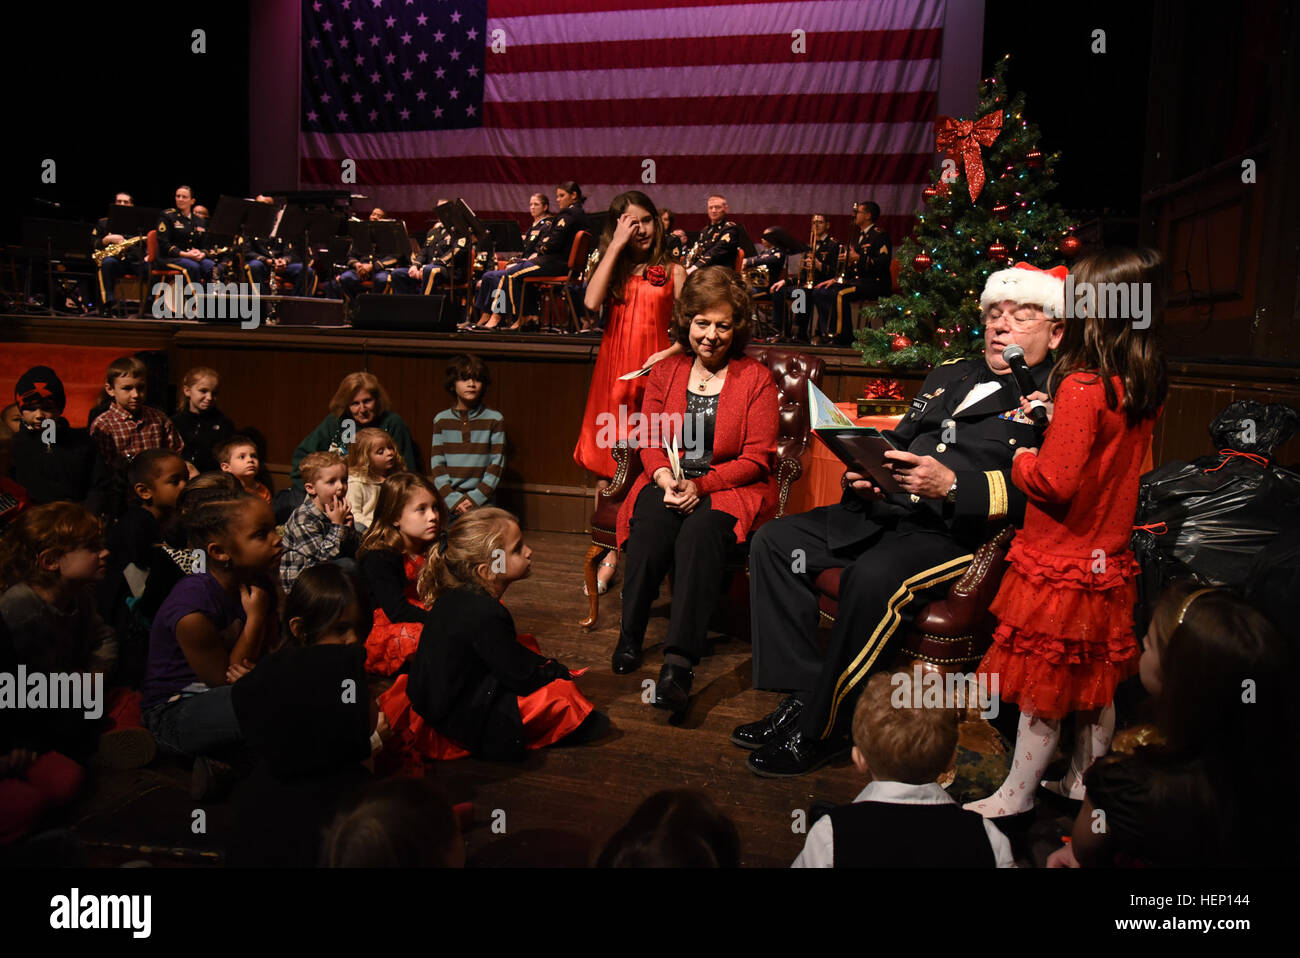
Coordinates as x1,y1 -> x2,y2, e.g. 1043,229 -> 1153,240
967,249 -> 1168,818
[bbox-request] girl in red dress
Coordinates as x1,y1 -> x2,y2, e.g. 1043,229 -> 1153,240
573,191 -> 686,594
967,249 -> 1169,818
357,473 -> 444,675
379,507 -> 601,765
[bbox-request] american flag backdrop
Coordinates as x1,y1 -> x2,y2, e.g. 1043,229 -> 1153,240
299,0 -> 951,244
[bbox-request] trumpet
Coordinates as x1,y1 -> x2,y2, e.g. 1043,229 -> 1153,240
685,239 -> 703,268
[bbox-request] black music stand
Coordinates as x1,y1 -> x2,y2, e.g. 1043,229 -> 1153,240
482,219 -> 524,255
209,196 -> 250,237
105,205 -> 162,239
21,218 -> 96,316
435,200 -> 487,325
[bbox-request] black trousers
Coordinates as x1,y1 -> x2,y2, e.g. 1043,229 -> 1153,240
621,482 -> 739,664
747,504 -> 974,740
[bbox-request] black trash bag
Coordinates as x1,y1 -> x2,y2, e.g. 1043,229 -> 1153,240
1132,402 -> 1300,636
1208,400 -> 1300,458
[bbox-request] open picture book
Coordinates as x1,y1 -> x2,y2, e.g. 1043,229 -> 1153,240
808,380 -> 903,494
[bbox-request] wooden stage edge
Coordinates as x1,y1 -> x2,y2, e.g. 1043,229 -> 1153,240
5,315 -> 1300,534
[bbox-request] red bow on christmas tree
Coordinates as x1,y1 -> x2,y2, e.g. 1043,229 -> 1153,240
934,111 -> 1003,202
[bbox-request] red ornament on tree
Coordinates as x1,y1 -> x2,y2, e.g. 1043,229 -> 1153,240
1025,149 -> 1043,169
988,241 -> 1009,262
890,334 -> 913,352
922,186 -> 938,202
1060,234 -> 1082,257
911,252 -> 932,272
991,203 -> 1010,220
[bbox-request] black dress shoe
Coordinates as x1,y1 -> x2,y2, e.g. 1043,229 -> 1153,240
652,663 -> 693,713
611,633 -> 643,674
747,729 -> 849,778
730,695 -> 804,749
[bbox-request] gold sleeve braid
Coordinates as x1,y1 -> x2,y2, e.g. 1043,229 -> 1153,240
984,470 -> 1008,520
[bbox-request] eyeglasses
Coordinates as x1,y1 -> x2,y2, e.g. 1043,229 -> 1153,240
986,309 -> 1051,332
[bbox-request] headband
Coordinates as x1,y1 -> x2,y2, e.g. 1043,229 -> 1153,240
1175,587 -> 1218,626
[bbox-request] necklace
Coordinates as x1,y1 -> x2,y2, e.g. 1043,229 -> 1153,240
693,360 -> 722,392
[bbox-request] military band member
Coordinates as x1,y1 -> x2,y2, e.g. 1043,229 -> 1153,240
338,208 -> 399,300
660,208 -> 689,263
770,214 -> 838,343
687,194 -> 743,273
93,191 -> 146,316
743,227 -> 788,295
156,185 -> 215,289
489,181 -> 586,329
243,198 -> 318,297
469,193 -> 552,329
809,200 -> 892,345
390,199 -> 460,296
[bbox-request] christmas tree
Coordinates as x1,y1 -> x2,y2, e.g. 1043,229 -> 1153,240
857,55 -> 1077,368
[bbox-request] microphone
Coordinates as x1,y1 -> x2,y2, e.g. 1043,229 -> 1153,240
33,197 -> 61,208
1002,344 -> 1048,428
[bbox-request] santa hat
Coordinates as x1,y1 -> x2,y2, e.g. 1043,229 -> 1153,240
980,262 -> 1068,319
14,366 -> 66,415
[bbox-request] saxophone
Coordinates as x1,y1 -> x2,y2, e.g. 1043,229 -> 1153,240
93,235 -> 145,265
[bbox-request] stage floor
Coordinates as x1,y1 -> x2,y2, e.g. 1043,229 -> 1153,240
67,531 -> 1074,868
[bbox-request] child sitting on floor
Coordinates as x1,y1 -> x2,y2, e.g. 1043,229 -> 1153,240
88,356 -> 184,474
9,365 -> 105,511
227,564 -> 380,867
429,354 -> 506,519
140,484 -> 282,796
1048,583 -> 1297,868
217,435 -> 272,504
171,366 -> 235,475
280,451 -> 358,593
792,671 -> 1013,868
596,789 -> 741,867
0,503 -> 154,770
98,449 -> 189,686
357,472 -> 443,675
379,506 -> 604,764
322,776 -> 463,868
345,427 -> 404,534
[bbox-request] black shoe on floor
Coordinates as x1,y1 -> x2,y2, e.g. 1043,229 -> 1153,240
730,695 -> 804,749
611,632 -> 643,674
653,663 -> 693,714
747,729 -> 850,778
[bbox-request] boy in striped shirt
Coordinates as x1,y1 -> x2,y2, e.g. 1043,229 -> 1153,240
430,355 -> 506,518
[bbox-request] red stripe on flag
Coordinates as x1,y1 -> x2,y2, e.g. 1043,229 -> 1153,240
490,0 -> 799,15
479,91 -> 935,128
301,152 -> 932,186
487,29 -> 942,73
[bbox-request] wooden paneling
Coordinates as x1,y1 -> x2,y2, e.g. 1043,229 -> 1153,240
6,317 -> 1298,531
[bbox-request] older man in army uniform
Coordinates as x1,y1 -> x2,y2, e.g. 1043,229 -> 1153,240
688,194 -> 743,272
736,263 -> 1068,776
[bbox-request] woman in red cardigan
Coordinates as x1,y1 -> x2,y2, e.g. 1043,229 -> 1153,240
612,267 -> 779,715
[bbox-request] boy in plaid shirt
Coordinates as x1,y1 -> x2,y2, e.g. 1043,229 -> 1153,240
89,356 -> 184,471
280,451 -> 358,592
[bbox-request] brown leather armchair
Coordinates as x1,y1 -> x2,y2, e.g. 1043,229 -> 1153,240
580,345 -> 825,629
811,524 -> 1015,673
